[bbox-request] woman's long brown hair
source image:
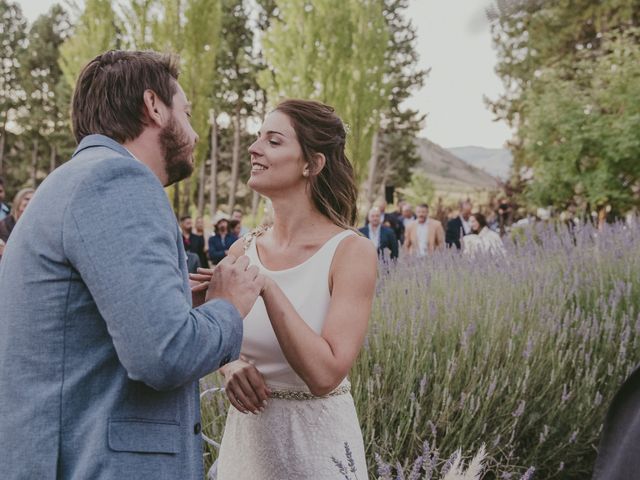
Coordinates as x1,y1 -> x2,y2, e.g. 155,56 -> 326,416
274,99 -> 358,229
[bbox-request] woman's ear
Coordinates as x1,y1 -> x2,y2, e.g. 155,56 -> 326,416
309,152 -> 326,176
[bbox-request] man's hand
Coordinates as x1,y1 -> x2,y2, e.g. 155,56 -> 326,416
190,255 -> 264,317
189,279 -> 207,308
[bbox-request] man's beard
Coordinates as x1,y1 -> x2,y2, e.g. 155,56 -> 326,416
160,116 -> 194,186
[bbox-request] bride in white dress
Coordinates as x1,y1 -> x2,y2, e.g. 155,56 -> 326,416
202,99 -> 377,479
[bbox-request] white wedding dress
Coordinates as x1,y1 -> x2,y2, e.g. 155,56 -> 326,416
216,230 -> 368,480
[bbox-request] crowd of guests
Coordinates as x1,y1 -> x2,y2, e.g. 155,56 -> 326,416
0,173 -> 508,266
359,199 -> 506,260
179,208 -> 250,273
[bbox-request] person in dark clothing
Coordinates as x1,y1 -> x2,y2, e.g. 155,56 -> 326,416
0,177 -> 10,221
208,218 -> 238,265
592,365 -> 640,480
359,207 -> 398,260
180,215 -> 208,268
0,188 -> 35,260
446,200 -> 472,249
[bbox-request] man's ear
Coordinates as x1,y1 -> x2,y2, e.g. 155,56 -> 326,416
142,89 -> 167,127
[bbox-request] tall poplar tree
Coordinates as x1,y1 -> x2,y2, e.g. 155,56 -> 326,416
366,0 -> 427,204
22,5 -> 72,186
0,0 -> 27,177
151,0 -> 222,216
59,0 -> 121,90
258,0 -> 389,181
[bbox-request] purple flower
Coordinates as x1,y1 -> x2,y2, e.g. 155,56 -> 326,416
520,466 -> 535,480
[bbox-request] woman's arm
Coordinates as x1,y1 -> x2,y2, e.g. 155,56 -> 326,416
261,235 -> 377,396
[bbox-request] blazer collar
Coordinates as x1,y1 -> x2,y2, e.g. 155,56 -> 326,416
72,134 -> 134,160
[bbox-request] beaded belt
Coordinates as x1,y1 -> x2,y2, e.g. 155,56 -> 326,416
268,383 -> 351,400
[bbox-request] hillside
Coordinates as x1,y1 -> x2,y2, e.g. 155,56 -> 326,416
413,138 -> 499,200
447,146 -> 513,180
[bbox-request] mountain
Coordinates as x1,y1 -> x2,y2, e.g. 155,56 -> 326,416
447,146 -> 513,180
413,138 -> 499,199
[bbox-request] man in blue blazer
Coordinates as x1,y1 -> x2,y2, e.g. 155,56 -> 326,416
360,207 -> 398,260
0,51 -> 263,479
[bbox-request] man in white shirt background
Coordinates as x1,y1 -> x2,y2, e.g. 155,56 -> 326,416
359,207 -> 398,260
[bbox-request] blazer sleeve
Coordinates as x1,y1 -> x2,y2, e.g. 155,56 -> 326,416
63,158 -> 243,391
403,223 -> 413,252
435,221 -> 445,249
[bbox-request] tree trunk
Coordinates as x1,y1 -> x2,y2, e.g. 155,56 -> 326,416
228,104 -> 242,214
365,128 -> 381,210
209,109 -> 219,219
182,178 -> 191,217
31,138 -> 39,188
598,206 -> 607,231
49,144 -> 57,173
197,159 -> 206,217
0,123 -> 6,176
173,182 -> 181,219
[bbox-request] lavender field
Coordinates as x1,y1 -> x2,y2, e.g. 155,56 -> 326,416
201,222 -> 640,479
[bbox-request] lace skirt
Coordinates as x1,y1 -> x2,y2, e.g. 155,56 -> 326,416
216,391 -> 368,480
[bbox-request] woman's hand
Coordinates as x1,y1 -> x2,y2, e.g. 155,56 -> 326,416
222,358 -> 271,414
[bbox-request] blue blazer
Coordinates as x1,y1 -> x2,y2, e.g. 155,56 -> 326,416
0,135 -> 243,479
208,233 -> 238,265
359,225 -> 398,259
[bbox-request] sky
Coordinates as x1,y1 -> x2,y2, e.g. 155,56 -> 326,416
17,0 -> 512,149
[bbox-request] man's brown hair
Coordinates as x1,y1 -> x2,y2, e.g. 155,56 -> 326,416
71,50 -> 180,144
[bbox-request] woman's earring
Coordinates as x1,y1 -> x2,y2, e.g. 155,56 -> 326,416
303,170 -> 309,177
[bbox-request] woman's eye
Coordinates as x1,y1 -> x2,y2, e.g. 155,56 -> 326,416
269,140 -> 279,146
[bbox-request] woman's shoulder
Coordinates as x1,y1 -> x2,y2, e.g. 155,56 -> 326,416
335,231 -> 377,262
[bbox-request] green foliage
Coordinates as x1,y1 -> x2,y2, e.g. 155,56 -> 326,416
59,0 -> 121,90
397,170 -> 435,207
488,0 -> 640,213
180,0 -> 221,168
520,29 -> 640,216
0,0 -> 27,132
258,0 -> 389,180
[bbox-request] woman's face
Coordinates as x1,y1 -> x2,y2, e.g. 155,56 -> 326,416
232,224 -> 242,237
17,193 -> 33,219
247,110 -> 307,196
469,215 -> 480,233
217,220 -> 228,235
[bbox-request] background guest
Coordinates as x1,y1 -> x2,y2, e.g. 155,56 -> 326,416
0,188 -> 35,259
208,218 -> 237,265
401,203 -> 416,228
464,212 -> 506,256
228,219 -> 242,239
231,208 -> 249,236
360,207 -> 398,260
193,216 -> 209,267
446,200 -> 472,249
180,215 -> 207,269
404,203 -> 445,256
0,178 -> 9,221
